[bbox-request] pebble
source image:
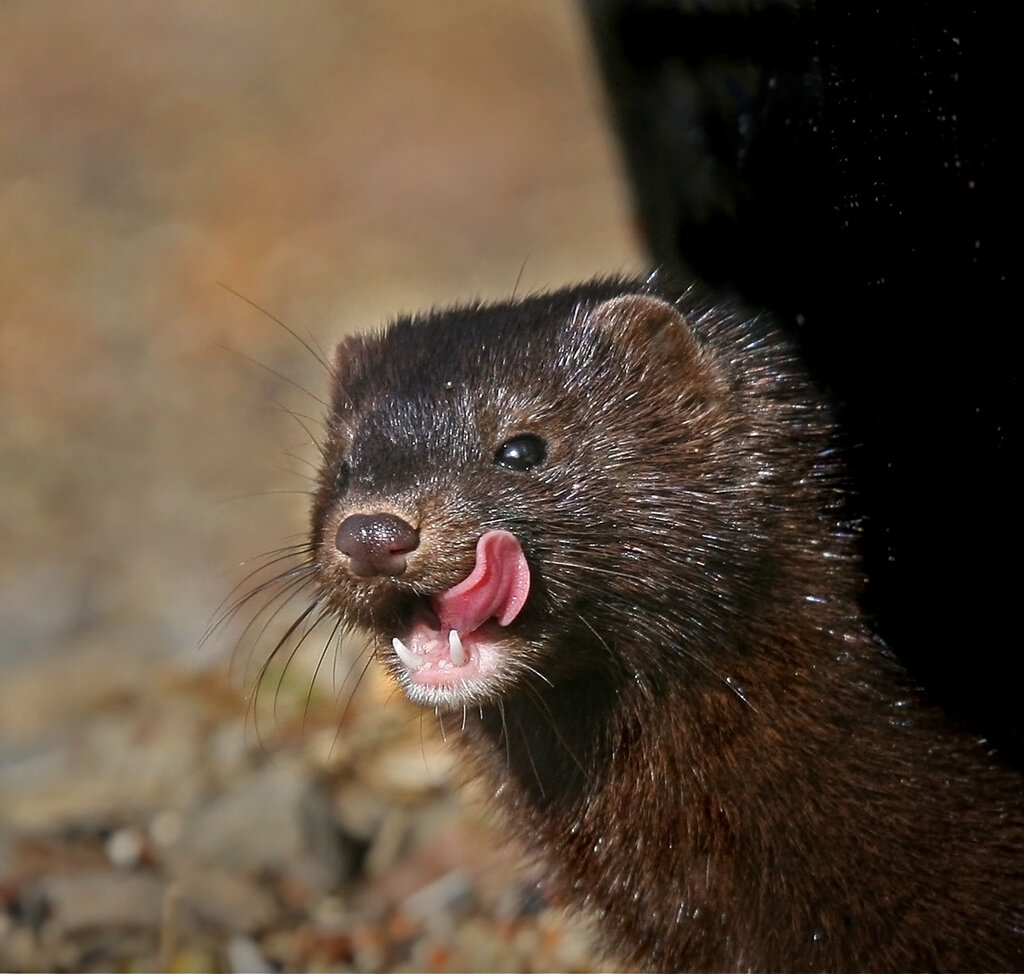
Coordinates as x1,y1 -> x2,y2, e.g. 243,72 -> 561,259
226,933 -> 275,974
401,869 -> 473,921
105,826 -> 145,869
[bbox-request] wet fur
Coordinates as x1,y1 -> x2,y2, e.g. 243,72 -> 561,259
295,276 -> 1023,971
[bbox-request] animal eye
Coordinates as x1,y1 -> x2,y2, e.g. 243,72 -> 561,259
494,434 -> 547,471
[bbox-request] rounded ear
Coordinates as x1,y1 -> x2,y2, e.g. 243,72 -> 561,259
330,334 -> 365,385
584,293 -> 704,366
583,293 -> 730,408
328,333 -> 371,418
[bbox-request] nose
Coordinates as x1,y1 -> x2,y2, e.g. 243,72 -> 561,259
335,512 -> 420,577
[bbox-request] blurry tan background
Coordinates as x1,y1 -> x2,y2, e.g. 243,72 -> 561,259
0,2 -> 643,970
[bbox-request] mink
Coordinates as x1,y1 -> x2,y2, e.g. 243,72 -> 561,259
302,276 -> 1023,971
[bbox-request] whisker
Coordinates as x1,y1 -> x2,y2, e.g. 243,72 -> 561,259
511,706 -> 546,800
210,489 -> 317,505
218,281 -> 333,374
573,611 -> 619,671
229,568 -> 321,664
326,640 -> 378,761
510,256 -> 529,302
518,662 -> 555,690
524,684 -> 588,781
335,633 -> 377,717
249,599 -> 324,742
301,607 -> 349,731
216,343 -> 329,410
205,541 -> 314,630
498,698 -> 511,772
269,398 -> 330,463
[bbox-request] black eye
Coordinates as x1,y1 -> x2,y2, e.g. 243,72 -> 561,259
494,434 -> 547,471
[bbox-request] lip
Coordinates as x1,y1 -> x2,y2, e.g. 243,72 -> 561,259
378,529 -> 531,706
389,600 -> 508,699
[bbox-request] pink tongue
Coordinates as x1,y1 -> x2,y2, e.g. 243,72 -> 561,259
432,530 -> 531,635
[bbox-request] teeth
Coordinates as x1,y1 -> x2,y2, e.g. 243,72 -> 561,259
448,629 -> 467,666
392,637 -> 424,671
392,631 -> 469,672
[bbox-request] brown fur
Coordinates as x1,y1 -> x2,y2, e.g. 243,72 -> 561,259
307,277 -> 1023,971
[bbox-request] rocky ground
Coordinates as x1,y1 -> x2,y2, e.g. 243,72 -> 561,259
0,3 -> 643,970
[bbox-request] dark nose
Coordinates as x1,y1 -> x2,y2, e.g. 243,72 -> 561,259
335,512 -> 420,577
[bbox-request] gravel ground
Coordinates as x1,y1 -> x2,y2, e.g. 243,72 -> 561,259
0,3 -> 643,970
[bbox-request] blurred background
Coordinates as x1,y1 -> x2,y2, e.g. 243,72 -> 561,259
0,2 -> 644,970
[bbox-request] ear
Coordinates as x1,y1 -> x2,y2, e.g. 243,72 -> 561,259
585,293 -> 704,367
583,292 -> 731,409
330,333 -> 365,384
328,333 -> 371,417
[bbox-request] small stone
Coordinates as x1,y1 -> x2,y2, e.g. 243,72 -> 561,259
105,827 -> 145,869
401,869 -> 473,921
226,933 -> 274,974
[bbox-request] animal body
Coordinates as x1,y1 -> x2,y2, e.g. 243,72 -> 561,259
302,276 -> 1023,971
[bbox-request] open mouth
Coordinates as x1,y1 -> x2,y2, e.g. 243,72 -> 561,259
388,530 -> 530,703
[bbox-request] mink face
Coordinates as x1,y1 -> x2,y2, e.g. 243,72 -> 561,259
305,277 -> 1024,972
312,283 -> 813,712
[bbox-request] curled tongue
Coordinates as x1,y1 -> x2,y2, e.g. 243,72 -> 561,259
433,530 -> 530,636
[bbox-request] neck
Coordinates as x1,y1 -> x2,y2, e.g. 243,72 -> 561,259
453,625 -> 1024,971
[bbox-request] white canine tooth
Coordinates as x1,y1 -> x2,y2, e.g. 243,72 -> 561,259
448,629 -> 467,666
392,637 -> 425,671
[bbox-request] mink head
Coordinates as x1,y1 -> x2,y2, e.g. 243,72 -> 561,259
311,277 -> 829,710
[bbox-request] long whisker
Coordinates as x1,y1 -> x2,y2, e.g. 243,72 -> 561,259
217,343 -> 329,410
248,598 -> 323,744
326,639 -> 378,761
218,281 -> 332,374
